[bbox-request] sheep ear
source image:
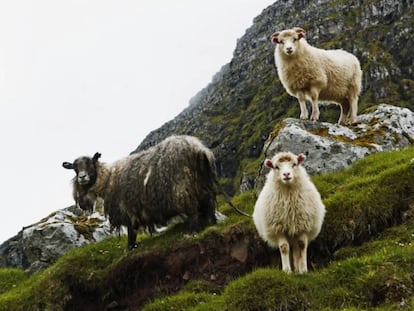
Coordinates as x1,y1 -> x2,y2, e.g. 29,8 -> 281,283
62,162 -> 74,170
264,159 -> 274,169
294,27 -> 306,39
92,152 -> 101,162
271,32 -> 280,44
297,153 -> 306,164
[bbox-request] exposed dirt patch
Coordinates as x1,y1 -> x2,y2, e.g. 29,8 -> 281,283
64,223 -> 278,310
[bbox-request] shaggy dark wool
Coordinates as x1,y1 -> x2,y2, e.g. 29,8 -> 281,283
63,135 -> 218,249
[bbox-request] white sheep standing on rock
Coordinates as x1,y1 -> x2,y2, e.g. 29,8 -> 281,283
253,152 -> 326,273
272,27 -> 362,125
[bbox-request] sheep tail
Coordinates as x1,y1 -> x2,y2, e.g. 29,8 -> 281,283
215,182 -> 252,218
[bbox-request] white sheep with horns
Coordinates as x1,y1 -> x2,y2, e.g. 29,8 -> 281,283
272,27 -> 362,125
253,152 -> 326,273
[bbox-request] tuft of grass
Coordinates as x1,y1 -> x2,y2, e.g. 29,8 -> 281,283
0,236 -> 126,311
0,269 -> 27,295
142,292 -> 219,311
312,147 -> 414,259
223,268 -> 311,310
0,266 -> 71,311
218,190 -> 256,224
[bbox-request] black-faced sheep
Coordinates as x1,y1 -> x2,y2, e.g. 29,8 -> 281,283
62,135 -> 218,249
253,152 -> 326,273
272,27 -> 362,125
64,152 -> 102,214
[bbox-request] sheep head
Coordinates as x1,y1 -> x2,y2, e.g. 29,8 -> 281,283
271,27 -> 306,56
62,152 -> 101,189
265,152 -> 306,185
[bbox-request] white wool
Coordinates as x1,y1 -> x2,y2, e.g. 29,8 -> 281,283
144,167 -> 152,186
272,28 -> 362,125
253,152 -> 326,273
255,170 -> 324,241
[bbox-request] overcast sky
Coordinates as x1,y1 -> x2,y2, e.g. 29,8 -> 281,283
0,0 -> 275,243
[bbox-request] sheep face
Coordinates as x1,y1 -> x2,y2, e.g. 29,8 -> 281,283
265,152 -> 306,185
271,27 -> 305,56
62,152 -> 101,188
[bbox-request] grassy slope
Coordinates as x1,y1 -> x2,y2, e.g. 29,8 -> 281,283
1,147 -> 414,310
144,223 -> 414,310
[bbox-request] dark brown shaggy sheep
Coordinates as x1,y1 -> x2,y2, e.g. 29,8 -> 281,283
63,135 -> 218,249
63,152 -> 102,214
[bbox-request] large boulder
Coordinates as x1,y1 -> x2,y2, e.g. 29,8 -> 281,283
0,206 -> 115,274
254,104 -> 414,190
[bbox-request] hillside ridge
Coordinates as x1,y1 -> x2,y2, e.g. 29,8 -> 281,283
135,0 -> 413,193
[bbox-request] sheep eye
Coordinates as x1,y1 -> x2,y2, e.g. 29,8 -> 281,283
275,165 -> 279,170
292,163 -> 297,167
280,40 -> 284,44
293,38 -> 297,42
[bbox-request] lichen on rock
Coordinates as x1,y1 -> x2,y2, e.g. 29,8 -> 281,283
254,104 -> 414,190
0,207 -> 114,274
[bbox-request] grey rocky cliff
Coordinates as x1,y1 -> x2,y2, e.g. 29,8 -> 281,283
134,0 -> 413,192
254,104 -> 414,190
0,206 -> 115,274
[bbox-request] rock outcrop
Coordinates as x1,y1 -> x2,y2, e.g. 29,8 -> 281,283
254,104 -> 414,190
0,207 -> 224,273
0,207 -> 114,274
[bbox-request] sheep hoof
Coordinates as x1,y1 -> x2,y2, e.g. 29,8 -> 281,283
184,233 -> 198,239
296,268 -> 308,274
340,119 -> 359,127
127,243 -> 138,251
310,113 -> 320,122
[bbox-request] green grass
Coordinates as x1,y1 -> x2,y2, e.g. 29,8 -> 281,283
312,147 -> 414,256
1,147 -> 414,310
143,292 -> 220,311
0,269 -> 27,295
0,236 -> 128,311
143,223 -> 414,310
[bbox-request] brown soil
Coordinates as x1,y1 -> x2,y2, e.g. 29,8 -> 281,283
64,223 -> 278,310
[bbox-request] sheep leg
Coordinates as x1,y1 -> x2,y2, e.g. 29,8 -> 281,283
292,234 -> 308,273
297,92 -> 308,120
309,88 -> 320,122
337,103 -> 346,125
278,236 -> 292,273
187,212 -> 200,233
198,197 -> 217,228
346,79 -> 360,124
127,226 -> 138,250
348,95 -> 358,124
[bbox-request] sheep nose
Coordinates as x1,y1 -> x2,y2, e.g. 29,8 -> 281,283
286,47 -> 293,54
283,172 -> 291,178
78,172 -> 88,180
